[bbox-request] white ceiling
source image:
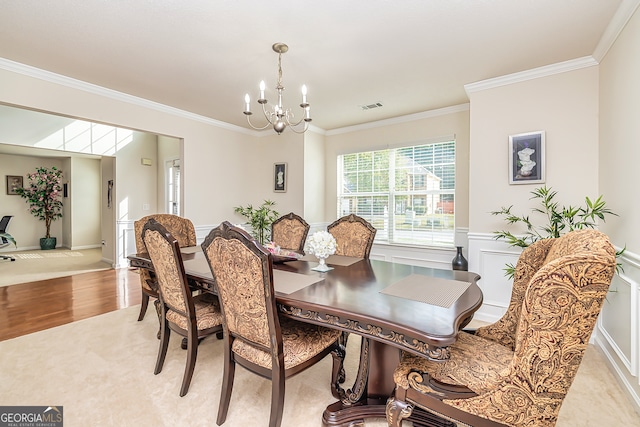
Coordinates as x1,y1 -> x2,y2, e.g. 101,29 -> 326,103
0,0 -> 634,132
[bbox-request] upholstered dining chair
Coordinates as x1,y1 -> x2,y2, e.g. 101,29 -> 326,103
327,213 -> 376,258
270,212 -> 310,254
134,213 -> 197,322
386,229 -> 617,427
202,221 -> 345,427
142,218 -> 223,397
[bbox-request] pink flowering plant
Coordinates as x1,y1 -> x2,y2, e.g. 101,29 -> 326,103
16,166 -> 64,238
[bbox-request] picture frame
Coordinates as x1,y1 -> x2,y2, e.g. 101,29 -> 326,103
274,162 -> 287,193
6,175 -> 23,195
509,131 -> 545,185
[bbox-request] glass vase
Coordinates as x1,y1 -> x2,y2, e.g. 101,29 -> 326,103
311,255 -> 333,272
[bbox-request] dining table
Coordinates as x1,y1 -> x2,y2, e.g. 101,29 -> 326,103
129,247 -> 482,427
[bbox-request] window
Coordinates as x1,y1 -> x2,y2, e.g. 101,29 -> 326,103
166,159 -> 181,215
337,140 -> 455,247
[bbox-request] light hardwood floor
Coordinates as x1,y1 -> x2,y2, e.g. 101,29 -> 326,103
0,268 -> 141,341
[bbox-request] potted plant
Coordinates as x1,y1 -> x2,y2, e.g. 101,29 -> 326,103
234,199 -> 279,245
16,166 -> 64,250
492,185 -> 623,277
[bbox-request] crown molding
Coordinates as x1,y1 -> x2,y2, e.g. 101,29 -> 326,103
593,0 -> 640,61
0,57 -> 260,136
464,56 -> 598,95
326,104 -> 470,136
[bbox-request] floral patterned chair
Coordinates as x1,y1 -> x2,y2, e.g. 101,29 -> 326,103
202,221 -> 346,427
386,229 -> 616,427
134,213 -> 197,322
142,219 -> 223,397
327,213 -> 376,258
270,212 -> 310,254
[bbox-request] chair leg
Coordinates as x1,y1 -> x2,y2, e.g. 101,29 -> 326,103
138,291 -> 150,321
216,341 -> 236,426
154,312 -> 170,375
269,367 -> 285,427
154,299 -> 162,339
179,327 -> 199,397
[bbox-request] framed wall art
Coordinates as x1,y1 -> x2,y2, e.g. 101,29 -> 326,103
274,162 -> 287,193
509,131 -> 545,185
6,175 -> 23,195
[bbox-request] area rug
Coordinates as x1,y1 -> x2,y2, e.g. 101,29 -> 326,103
0,307 -> 638,426
0,248 -> 111,287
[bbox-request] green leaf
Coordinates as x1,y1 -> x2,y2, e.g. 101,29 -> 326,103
491,185 -> 623,278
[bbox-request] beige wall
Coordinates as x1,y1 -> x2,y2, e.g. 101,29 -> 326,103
69,157 -> 101,248
599,7 -> 640,252
116,132 -> 159,221
324,107 -> 470,226
0,154 -> 65,250
303,129 -> 326,224
0,67 -> 292,229
468,66 -> 601,234
597,6 -> 640,407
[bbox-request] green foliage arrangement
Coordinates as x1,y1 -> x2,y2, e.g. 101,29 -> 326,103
492,186 -> 623,277
16,166 -> 64,239
234,199 -> 279,245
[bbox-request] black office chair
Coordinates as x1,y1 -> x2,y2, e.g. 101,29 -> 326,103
0,215 -> 16,261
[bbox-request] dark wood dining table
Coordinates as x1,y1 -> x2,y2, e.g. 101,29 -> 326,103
129,248 -> 482,427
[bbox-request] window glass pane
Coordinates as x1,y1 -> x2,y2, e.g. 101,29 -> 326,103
357,171 -> 373,192
338,140 -> 455,247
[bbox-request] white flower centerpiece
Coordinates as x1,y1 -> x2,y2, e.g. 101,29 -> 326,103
305,230 -> 337,272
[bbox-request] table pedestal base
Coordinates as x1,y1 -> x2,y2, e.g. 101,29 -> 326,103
322,338 -> 454,427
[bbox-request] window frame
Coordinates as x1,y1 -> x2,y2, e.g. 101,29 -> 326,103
337,138 -> 456,248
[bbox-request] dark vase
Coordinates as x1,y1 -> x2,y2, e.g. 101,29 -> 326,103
40,237 -> 57,250
452,246 -> 468,271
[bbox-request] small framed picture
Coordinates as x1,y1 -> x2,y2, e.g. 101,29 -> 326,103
274,163 -> 287,193
509,131 -> 545,185
6,175 -> 23,195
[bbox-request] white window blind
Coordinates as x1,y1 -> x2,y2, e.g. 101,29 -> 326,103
337,140 -> 455,247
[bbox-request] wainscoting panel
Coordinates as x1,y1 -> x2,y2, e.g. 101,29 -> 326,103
467,233 -> 521,323
596,250 -> 640,411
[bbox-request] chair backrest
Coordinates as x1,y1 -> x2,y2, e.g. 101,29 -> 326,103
134,214 -> 197,291
271,212 -> 310,253
456,229 -> 616,426
202,221 -> 280,355
327,214 -> 376,258
0,216 -> 11,233
0,216 -> 12,246
134,214 -> 196,254
474,237 -> 555,350
141,218 -> 194,319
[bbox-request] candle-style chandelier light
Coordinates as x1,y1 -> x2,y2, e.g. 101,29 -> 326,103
243,43 -> 311,134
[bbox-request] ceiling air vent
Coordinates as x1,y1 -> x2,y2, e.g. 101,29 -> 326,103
360,102 -> 383,111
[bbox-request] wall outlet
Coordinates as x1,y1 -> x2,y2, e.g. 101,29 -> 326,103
143,203 -> 150,211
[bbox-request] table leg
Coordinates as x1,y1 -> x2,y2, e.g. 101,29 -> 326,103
322,338 -> 398,426
322,338 -> 455,427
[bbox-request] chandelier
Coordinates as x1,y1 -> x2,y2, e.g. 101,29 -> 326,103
243,43 -> 311,134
